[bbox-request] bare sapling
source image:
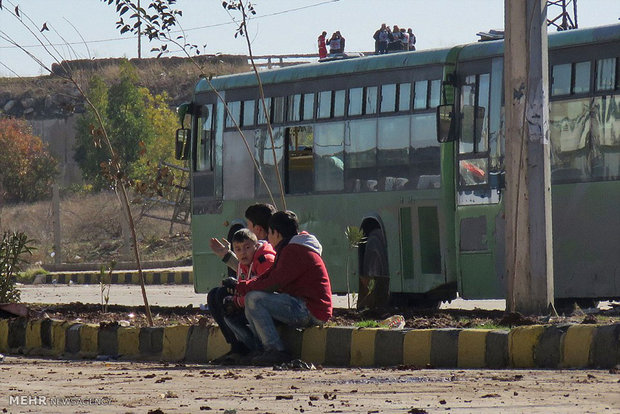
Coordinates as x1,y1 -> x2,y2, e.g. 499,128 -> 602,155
0,1 -> 154,325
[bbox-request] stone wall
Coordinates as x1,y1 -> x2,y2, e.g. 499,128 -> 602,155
29,116 -> 82,186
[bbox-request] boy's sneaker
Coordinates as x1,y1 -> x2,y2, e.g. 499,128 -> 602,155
251,350 -> 292,366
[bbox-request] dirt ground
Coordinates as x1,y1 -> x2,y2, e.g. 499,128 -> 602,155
18,302 -> 620,329
1,356 -> 619,413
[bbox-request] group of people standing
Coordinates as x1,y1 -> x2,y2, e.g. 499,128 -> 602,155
317,30 -> 346,59
208,203 -> 332,366
373,23 -> 416,54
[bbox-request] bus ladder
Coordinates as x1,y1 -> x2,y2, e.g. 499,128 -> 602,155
139,162 -> 191,235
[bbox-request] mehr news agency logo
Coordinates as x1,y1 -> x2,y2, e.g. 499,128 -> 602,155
9,395 -> 111,406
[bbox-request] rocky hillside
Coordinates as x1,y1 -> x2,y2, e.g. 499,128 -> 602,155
0,55 -> 249,119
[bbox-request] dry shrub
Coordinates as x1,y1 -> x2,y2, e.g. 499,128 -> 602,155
0,191 -> 191,266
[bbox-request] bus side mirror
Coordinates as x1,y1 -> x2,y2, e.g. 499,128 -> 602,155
175,128 -> 190,160
436,104 -> 456,143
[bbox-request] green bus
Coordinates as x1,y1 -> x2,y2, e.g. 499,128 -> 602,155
176,23 -> 620,308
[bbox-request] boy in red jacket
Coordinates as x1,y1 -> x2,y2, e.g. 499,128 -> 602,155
234,210 -> 333,366
208,228 -> 275,364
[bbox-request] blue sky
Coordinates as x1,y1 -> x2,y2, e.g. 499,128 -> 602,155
1,0 -> 619,77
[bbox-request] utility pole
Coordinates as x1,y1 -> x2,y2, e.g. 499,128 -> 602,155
504,0 -> 554,314
547,0 -> 578,31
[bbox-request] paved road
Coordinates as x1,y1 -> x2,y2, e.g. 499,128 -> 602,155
17,283 -> 508,310
1,356 -> 618,413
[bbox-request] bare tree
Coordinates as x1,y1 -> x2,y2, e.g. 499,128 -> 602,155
0,0 -> 154,325
106,0 -> 287,209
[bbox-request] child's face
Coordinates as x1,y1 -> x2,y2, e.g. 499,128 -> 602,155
232,239 -> 258,266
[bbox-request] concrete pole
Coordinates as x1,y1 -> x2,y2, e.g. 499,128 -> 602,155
504,0 -> 554,314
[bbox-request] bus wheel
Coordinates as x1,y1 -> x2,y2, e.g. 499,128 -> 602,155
358,229 -> 389,309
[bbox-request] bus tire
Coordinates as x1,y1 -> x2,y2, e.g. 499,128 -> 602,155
358,229 -> 389,309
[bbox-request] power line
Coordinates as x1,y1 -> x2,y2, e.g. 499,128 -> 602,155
0,0 -> 340,50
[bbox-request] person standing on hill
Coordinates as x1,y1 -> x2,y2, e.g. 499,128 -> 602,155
373,23 -> 389,55
318,31 -> 328,59
408,28 -> 416,51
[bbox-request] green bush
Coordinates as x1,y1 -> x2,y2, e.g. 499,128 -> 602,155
16,267 -> 49,284
0,231 -> 35,302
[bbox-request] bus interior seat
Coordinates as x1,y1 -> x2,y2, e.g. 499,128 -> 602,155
417,175 -> 441,189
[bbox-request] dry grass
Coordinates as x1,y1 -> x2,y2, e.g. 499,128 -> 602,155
0,57 -> 250,109
0,192 -> 191,267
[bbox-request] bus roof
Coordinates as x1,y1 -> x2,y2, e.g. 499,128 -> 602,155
458,23 -> 620,60
195,23 -> 620,94
195,48 -> 453,93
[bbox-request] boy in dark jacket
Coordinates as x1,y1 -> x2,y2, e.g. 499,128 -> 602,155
234,210 -> 333,366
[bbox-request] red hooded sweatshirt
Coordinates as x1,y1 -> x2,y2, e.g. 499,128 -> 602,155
233,241 -> 276,307
236,233 -> 332,322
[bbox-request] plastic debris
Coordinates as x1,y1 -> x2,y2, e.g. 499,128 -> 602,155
379,315 -> 405,329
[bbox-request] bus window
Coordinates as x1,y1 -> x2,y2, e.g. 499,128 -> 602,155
380,84 -> 397,113
288,94 -> 302,122
592,95 -> 620,180
378,116 -> 410,190
286,126 -> 314,194
334,90 -> 346,118
550,98 -> 591,182
302,93 -> 315,120
378,116 -> 409,165
196,104 -> 213,172
411,113 -> 441,188
398,83 -> 411,111
489,57 -> 504,172
429,79 -> 441,108
257,97 -> 271,125
243,100 -> 255,127
225,101 -> 240,128
459,158 -> 488,186
596,58 -> 617,91
477,73 -> 490,152
348,87 -> 363,116
365,86 -> 378,115
318,90 -> 332,119
314,123 -> 345,192
414,80 -> 428,110
459,76 -> 476,153
254,127 -> 284,196
273,96 -> 285,124
573,62 -> 591,94
346,119 -> 377,192
552,64 -> 571,96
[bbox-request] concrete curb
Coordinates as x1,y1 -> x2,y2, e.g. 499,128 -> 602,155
38,270 -> 193,285
1,319 -> 618,368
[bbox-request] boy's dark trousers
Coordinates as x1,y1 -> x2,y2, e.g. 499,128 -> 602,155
207,286 -> 255,354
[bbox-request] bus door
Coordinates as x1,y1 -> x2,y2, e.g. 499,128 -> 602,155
398,107 -> 446,298
191,100 -> 224,293
193,102 -> 217,205
455,58 -> 505,299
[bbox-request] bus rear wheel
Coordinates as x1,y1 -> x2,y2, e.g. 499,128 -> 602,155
358,229 -> 390,309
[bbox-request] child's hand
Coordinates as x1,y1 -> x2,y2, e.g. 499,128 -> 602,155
209,237 -> 231,258
221,276 -> 238,295
222,295 -> 239,315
